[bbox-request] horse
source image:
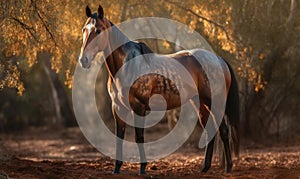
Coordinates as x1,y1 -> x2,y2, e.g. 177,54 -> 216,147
78,5 -> 240,174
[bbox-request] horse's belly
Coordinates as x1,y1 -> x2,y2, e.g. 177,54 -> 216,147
150,93 -> 182,110
129,74 -> 193,111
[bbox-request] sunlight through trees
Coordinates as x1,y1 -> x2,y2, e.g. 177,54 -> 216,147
0,0 -> 299,139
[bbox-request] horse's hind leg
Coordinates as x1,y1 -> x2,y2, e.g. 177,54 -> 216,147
219,119 -> 233,173
201,135 -> 215,172
112,107 -> 126,174
190,99 -> 215,173
134,114 -> 147,175
199,103 -> 216,173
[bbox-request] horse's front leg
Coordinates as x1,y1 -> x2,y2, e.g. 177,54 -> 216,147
134,110 -> 147,175
112,107 -> 126,174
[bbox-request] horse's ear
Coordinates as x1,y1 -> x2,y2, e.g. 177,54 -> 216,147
86,5 -> 92,17
98,5 -> 104,19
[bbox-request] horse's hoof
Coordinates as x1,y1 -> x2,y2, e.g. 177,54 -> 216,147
225,163 -> 233,173
201,169 -> 208,173
225,167 -> 232,173
201,166 -> 210,173
139,171 -> 146,175
139,162 -> 147,175
112,160 -> 123,174
112,170 -> 120,174
139,168 -> 147,175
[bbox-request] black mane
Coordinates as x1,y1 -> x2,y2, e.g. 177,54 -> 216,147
91,13 -> 98,19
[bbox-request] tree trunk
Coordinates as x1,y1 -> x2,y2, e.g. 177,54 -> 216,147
41,53 -> 76,127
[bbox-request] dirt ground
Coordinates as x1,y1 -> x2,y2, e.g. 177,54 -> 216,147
0,127 -> 300,179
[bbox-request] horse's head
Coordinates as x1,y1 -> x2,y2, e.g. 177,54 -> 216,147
78,5 -> 110,69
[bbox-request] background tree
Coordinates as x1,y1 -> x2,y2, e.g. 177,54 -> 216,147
0,0 -> 299,142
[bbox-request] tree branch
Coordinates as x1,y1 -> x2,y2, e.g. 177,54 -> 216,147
0,16 -> 9,27
286,0 -> 299,30
30,0 -> 57,46
164,0 -> 232,41
10,17 -> 38,42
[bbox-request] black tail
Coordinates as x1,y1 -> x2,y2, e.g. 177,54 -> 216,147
225,61 -> 240,157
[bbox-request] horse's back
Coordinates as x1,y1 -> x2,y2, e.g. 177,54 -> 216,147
165,49 -> 232,97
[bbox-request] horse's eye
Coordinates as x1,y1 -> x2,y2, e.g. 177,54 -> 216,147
82,28 -> 85,33
96,29 -> 101,34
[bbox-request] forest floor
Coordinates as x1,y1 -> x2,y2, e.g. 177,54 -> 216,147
0,126 -> 300,179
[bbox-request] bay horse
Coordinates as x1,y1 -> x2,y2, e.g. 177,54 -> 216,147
79,5 -> 239,174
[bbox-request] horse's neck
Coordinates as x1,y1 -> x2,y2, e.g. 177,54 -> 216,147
103,46 -> 125,78
103,23 -> 129,79
103,23 -> 154,80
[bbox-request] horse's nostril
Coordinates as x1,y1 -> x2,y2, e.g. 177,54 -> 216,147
80,57 -> 87,64
79,57 -> 90,68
